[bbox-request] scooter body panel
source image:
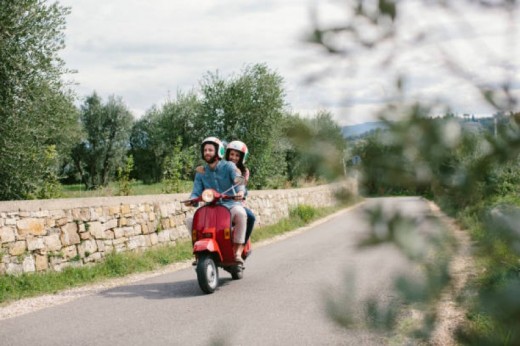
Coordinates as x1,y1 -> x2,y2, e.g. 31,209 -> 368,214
192,205 -> 235,264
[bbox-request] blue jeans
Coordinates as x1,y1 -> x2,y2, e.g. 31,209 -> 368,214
244,207 -> 256,243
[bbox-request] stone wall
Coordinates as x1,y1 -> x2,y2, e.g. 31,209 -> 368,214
0,179 -> 357,275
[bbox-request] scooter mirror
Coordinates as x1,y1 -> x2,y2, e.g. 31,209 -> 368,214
234,175 -> 245,185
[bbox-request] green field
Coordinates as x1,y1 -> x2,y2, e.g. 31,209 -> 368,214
60,180 -> 193,198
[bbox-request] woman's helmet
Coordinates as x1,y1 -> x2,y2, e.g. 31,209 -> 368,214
226,140 -> 249,163
201,137 -> 225,160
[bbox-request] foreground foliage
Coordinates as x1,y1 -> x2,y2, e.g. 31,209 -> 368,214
308,0 -> 520,344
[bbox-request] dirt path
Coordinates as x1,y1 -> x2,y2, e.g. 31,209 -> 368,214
427,201 -> 475,346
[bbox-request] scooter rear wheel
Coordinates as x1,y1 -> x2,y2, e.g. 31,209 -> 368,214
196,254 -> 218,294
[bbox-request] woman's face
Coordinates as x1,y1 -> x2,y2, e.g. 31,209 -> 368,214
228,149 -> 241,164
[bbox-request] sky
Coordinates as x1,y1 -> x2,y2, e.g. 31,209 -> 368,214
59,1 -> 519,126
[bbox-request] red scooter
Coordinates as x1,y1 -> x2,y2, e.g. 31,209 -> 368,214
183,188 -> 252,294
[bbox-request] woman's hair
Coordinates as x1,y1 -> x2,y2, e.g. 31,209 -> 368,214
236,161 -> 246,176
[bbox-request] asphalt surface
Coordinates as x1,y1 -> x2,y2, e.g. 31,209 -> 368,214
0,197 -> 443,346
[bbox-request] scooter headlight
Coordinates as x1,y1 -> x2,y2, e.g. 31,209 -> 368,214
201,189 -> 215,203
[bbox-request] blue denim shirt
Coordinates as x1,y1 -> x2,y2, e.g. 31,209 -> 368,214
189,160 -> 245,208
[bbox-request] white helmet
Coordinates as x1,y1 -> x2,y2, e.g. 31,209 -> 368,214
201,137 -> 225,159
226,140 -> 249,163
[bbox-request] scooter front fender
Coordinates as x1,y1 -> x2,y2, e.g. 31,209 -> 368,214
193,239 -> 223,262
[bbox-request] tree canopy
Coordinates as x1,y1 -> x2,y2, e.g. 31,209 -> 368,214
72,93 -> 134,189
0,0 -> 78,200
0,2 -> 349,198
127,64 -> 347,190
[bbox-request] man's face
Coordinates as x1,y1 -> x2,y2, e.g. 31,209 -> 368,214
203,143 -> 217,163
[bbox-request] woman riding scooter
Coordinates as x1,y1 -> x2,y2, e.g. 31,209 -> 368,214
225,140 -> 256,243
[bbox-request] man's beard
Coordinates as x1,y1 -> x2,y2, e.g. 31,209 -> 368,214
205,154 -> 218,164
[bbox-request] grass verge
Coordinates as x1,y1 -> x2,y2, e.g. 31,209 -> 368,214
444,194 -> 520,344
0,242 -> 193,305
0,198 -> 362,306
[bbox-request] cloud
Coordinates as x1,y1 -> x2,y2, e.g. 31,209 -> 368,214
60,1 -> 519,126
60,1 -> 315,118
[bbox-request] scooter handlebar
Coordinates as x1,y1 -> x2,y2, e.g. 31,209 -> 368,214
181,199 -> 199,207
180,189 -> 241,206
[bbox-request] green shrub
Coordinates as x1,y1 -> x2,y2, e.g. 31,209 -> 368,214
289,204 -> 317,223
117,155 -> 135,196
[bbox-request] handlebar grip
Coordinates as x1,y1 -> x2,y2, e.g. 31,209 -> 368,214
181,200 -> 198,206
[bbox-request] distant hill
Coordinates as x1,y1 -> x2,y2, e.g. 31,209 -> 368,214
341,117 -> 495,139
341,121 -> 386,138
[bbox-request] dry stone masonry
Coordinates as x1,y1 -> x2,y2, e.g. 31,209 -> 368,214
0,180 -> 357,275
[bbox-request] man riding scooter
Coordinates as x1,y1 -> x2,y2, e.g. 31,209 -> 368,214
184,136 -> 248,265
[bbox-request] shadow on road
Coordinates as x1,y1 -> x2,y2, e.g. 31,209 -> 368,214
99,278 -> 235,299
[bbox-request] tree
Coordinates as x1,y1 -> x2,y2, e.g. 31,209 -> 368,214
130,65 -> 289,189
0,0 -> 78,200
283,110 -> 347,184
130,108 -> 167,184
162,137 -> 186,193
116,155 -> 135,196
130,91 -> 200,183
199,64 -> 288,188
72,93 -> 134,189
34,144 -> 62,199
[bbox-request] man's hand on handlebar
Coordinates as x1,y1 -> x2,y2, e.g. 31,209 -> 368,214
183,200 -> 197,207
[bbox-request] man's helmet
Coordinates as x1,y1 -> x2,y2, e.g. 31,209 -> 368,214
226,140 -> 249,163
201,136 -> 225,160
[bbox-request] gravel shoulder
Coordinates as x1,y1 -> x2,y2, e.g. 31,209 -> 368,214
427,200 -> 476,346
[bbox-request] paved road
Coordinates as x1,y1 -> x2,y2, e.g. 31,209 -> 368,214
0,197 -> 443,346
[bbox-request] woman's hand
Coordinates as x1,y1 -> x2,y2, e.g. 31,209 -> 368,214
234,190 -> 245,200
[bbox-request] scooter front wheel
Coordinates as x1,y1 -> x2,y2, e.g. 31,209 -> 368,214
196,254 -> 218,294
